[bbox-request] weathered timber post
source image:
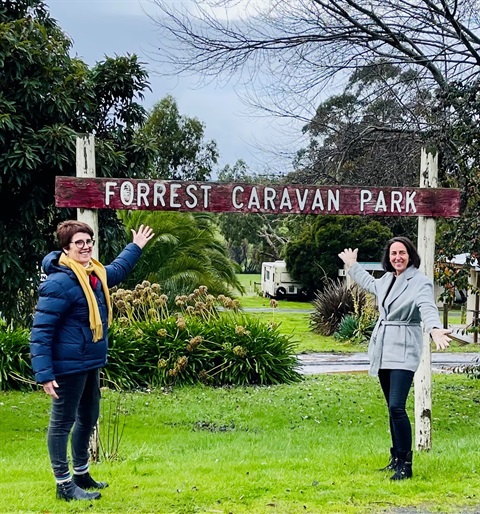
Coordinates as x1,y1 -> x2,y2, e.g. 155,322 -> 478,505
76,135 -> 99,259
415,148 -> 437,451
76,134 -> 100,462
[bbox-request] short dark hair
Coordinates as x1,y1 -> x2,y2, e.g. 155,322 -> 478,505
381,236 -> 420,272
56,220 -> 94,249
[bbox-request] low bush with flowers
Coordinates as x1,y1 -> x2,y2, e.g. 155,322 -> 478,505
105,282 -> 301,389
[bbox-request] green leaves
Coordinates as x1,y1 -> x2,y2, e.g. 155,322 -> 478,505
0,324 -> 34,391
0,2 -> 153,325
106,313 -> 301,390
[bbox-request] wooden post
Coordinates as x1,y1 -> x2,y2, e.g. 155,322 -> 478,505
76,134 -> 99,260
415,148 -> 437,451
76,134 -> 100,461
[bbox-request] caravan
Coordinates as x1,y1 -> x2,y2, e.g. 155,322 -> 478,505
261,260 -> 307,300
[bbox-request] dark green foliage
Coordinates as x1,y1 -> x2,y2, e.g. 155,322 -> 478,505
284,216 -> 392,292
0,313 -> 300,391
0,1 -> 151,325
106,315 -> 301,389
117,210 -> 244,297
434,81 -> 480,302
139,95 -> 218,181
310,279 -> 354,336
0,325 -> 34,391
334,314 -> 358,342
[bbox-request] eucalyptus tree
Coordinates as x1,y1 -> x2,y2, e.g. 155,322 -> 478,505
139,95 -> 218,181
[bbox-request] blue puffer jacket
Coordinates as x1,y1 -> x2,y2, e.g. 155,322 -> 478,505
30,243 -> 142,384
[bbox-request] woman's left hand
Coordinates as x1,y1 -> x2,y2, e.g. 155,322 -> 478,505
131,225 -> 155,249
431,328 -> 452,350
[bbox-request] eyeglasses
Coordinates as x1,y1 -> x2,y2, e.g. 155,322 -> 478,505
70,239 -> 95,249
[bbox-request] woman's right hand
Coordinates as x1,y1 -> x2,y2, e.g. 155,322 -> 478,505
338,248 -> 358,267
43,380 -> 59,400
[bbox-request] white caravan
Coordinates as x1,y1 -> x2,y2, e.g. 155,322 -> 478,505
261,260 -> 306,300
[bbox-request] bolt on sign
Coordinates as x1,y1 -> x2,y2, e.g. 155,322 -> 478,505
55,177 -> 461,217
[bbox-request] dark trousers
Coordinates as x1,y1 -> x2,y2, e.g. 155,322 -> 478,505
47,369 -> 101,480
378,369 -> 415,455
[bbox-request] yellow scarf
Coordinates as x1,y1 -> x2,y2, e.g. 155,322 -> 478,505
59,253 -> 112,342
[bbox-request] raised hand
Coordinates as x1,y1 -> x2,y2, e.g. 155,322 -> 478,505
131,225 -> 155,249
338,247 -> 358,268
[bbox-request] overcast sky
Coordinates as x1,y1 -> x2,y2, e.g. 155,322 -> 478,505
46,0 -> 304,176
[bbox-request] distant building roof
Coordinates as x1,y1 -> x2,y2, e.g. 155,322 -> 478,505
358,262 -> 384,272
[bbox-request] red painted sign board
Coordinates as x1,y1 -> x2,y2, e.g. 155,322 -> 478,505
55,177 -> 461,217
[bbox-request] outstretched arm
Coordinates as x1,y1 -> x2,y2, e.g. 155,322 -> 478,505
131,224 -> 155,249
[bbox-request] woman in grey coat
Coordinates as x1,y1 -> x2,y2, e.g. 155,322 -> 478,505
338,236 -> 451,480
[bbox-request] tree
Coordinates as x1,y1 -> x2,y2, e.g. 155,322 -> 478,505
118,210 -> 243,298
293,62 -> 431,187
139,95 -> 218,181
152,0 -> 480,103
0,0 -> 151,325
216,160 -> 290,271
152,0 -> 480,297
284,217 -> 393,292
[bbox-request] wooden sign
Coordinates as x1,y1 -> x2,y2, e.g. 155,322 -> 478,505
55,177 -> 461,217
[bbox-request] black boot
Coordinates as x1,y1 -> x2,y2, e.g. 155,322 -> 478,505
56,480 -> 102,501
73,472 -> 108,490
390,451 -> 412,480
379,447 -> 398,472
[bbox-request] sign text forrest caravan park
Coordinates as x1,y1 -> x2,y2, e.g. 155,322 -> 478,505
55,177 -> 461,217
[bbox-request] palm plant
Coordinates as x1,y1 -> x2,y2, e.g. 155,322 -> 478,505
118,210 -> 243,297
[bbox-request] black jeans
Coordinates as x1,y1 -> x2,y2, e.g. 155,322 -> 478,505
47,369 -> 101,480
378,369 -> 415,454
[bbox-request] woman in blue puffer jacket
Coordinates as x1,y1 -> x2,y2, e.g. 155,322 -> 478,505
30,220 -> 154,502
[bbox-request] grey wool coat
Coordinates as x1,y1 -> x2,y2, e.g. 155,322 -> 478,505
348,262 -> 442,376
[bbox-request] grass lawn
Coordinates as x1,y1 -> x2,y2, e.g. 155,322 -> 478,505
2,374 -> 480,513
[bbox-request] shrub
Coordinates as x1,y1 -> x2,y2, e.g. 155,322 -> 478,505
333,289 -> 378,345
334,314 -> 358,342
106,314 -> 301,389
0,326 -> 35,391
105,283 -> 300,389
310,279 -> 379,339
310,279 -> 356,335
1,283 -> 300,391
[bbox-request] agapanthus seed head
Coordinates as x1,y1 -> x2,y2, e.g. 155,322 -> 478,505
233,345 -> 247,357
235,325 -> 246,335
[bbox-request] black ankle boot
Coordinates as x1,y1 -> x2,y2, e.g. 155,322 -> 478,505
379,447 -> 398,472
56,480 -> 102,501
73,472 -> 108,490
390,451 -> 412,480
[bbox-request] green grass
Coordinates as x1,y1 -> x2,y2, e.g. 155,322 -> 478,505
2,374 -> 480,513
234,274 -> 480,354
